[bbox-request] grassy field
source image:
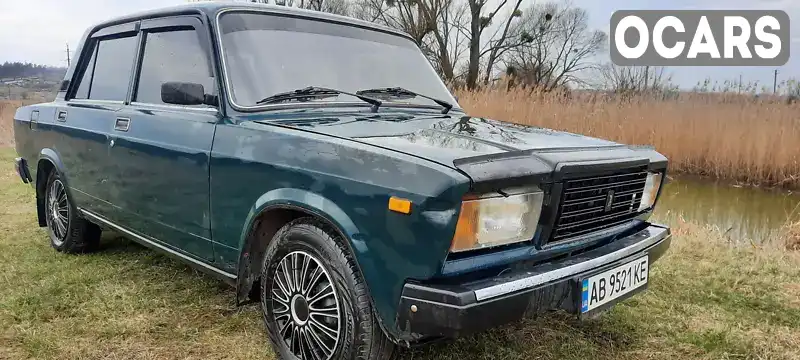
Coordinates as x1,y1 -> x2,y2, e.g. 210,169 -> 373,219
0,100 -> 20,147
458,89 -> 800,189
0,146 -> 798,359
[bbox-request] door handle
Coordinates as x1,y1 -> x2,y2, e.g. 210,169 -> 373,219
114,117 -> 130,132
56,110 -> 67,122
29,110 -> 39,130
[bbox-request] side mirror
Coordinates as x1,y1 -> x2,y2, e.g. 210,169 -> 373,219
161,82 -> 217,106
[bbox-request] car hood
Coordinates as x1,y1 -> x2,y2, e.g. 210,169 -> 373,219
261,114 -> 618,159
254,112 -> 667,190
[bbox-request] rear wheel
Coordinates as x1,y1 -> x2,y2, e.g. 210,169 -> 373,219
260,218 -> 397,360
44,171 -> 101,253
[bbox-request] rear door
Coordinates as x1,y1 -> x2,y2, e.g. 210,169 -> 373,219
56,23 -> 139,215
109,16 -> 218,261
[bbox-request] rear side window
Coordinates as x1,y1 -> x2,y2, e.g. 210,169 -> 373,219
89,36 -> 137,101
71,35 -> 137,101
135,29 -> 215,105
72,45 -> 97,100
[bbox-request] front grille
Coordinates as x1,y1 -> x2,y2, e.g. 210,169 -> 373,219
549,169 -> 647,243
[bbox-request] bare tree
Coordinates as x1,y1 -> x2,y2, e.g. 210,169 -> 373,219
424,0 -> 469,81
502,2 -> 606,91
308,0 -> 351,15
480,3 -> 524,86
247,0 -> 351,15
597,64 -> 674,95
351,0 -> 531,88
351,0 -> 466,82
461,0 -> 526,89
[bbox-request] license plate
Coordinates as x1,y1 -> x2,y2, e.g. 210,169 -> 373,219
581,256 -> 649,313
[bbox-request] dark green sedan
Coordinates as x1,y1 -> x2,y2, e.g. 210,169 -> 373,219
12,2 -> 671,359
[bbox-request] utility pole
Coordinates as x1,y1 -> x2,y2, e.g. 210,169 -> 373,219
738,74 -> 742,94
773,69 -> 778,94
65,43 -> 71,67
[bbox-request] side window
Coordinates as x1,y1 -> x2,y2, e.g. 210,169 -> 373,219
72,44 -> 97,99
135,29 -> 215,105
89,35 -> 137,101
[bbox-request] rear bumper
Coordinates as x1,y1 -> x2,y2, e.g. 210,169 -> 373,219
14,157 -> 32,184
397,224 -> 671,340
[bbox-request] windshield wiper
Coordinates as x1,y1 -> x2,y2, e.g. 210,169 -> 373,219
355,87 -> 454,114
256,86 -> 382,111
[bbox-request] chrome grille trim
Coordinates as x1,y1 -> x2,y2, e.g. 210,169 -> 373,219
549,169 -> 648,243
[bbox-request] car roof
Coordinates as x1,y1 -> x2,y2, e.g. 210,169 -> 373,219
87,1 -> 412,40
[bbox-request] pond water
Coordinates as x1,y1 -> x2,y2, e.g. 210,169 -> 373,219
655,176 -> 800,244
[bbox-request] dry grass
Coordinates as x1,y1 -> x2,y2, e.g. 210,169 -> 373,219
786,221 -> 800,251
458,89 -> 800,189
0,100 -> 20,147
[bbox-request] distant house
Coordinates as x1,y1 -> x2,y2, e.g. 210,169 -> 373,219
1,79 -> 25,85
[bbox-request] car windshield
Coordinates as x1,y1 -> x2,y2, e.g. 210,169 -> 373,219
217,11 -> 458,109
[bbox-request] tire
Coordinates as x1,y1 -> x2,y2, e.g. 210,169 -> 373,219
43,171 -> 101,253
260,217 -> 397,360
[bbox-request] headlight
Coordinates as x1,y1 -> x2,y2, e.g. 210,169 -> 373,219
638,172 -> 663,212
450,189 -> 544,253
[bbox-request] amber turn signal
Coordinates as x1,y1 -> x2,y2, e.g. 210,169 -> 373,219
388,196 -> 412,214
451,200 -> 480,252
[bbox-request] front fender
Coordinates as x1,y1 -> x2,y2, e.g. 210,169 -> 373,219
234,188 -> 388,330
237,188 -> 361,252
234,187 -> 369,301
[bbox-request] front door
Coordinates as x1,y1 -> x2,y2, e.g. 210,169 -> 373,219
108,17 -> 219,261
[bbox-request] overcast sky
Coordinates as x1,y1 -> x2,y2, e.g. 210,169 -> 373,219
0,0 -> 797,89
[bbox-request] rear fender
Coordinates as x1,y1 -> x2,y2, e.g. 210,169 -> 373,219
35,148 -> 73,227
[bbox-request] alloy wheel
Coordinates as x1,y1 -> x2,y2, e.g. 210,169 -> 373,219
272,251 -> 341,360
47,179 -> 69,246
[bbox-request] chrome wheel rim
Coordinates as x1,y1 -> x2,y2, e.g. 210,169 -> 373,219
47,179 -> 69,246
272,251 -> 341,360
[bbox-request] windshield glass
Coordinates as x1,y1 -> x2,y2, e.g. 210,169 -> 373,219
218,11 -> 458,109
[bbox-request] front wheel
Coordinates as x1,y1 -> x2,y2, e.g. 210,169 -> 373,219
44,171 -> 101,253
260,218 -> 397,360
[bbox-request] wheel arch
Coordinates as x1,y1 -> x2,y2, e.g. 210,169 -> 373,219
234,188 -> 395,339
35,149 -> 69,227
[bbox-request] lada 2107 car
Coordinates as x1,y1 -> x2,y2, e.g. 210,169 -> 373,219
13,2 -> 671,359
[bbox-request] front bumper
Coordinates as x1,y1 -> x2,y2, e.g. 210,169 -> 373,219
397,224 -> 671,339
